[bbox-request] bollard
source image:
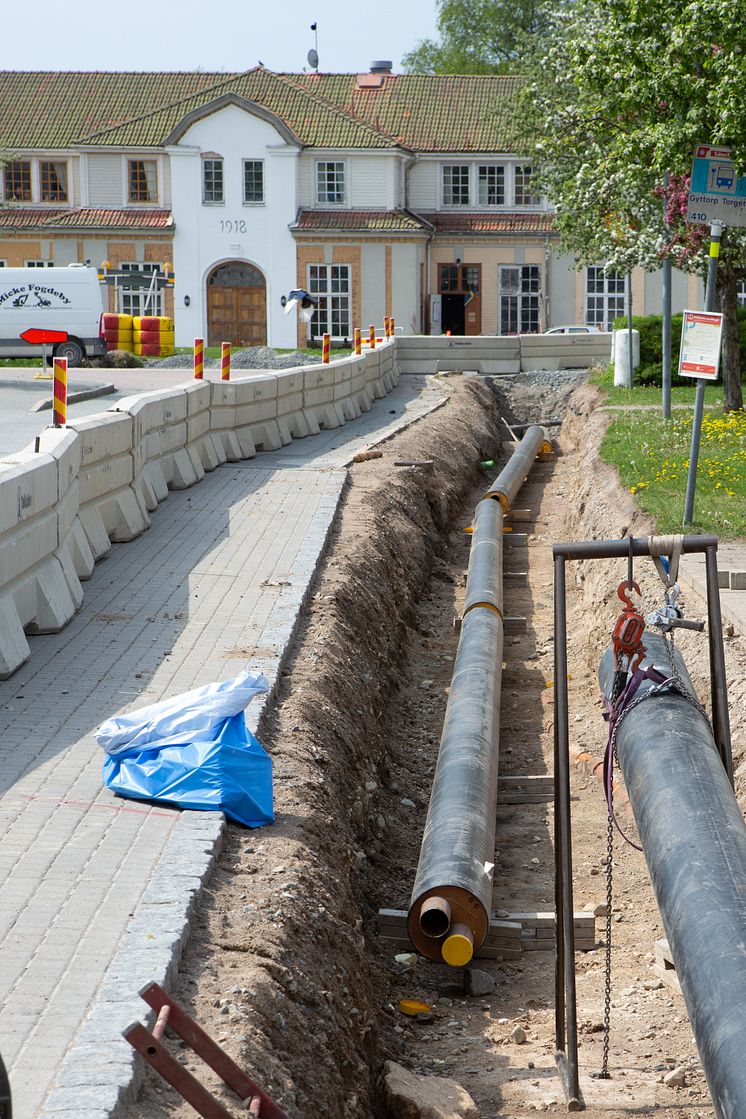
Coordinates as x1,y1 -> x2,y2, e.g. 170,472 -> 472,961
194,337 -> 204,380
53,357 -> 67,427
390,316 -> 396,336
354,328 -> 362,355
369,324 -> 376,349
322,332 -> 331,363
221,341 -> 231,381
384,315 -> 390,338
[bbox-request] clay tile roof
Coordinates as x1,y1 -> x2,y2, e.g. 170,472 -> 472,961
0,208 -> 173,232
0,69 -> 522,153
293,209 -> 429,232
420,212 -> 556,235
289,73 -> 524,153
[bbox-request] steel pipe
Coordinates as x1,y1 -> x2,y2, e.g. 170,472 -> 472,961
486,424 -> 548,512
599,633 -> 746,1119
408,426 -> 546,963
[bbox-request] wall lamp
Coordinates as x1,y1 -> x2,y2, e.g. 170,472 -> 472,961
184,295 -> 191,307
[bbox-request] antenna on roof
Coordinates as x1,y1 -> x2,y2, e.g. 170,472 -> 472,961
307,22 -> 319,71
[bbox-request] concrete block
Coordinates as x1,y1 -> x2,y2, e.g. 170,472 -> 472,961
0,595 -> 31,678
71,412 -> 133,465
730,571 -> 746,590
0,452 -> 58,534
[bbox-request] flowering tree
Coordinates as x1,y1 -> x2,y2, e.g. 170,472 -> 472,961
402,0 -> 552,74
520,0 -> 746,410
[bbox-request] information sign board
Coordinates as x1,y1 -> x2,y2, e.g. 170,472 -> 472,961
678,310 -> 723,380
687,145 -> 746,227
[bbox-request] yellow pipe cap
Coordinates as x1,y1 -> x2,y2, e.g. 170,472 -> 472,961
442,931 -> 474,967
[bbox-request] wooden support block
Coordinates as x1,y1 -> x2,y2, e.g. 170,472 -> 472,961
377,909 -> 597,959
503,571 -> 529,584
504,616 -> 527,635
653,939 -> 682,995
497,774 -> 553,804
507,508 -> 533,522
503,532 -> 528,547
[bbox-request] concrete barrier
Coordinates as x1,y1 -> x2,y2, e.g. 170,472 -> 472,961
396,336 -> 521,375
209,381 -> 248,462
185,381 -> 224,476
232,374 -> 283,454
0,448 -> 78,677
114,387 -> 197,512
275,369 -> 310,442
35,426 -> 91,608
302,364 -> 345,432
71,412 -> 149,558
519,333 -> 612,371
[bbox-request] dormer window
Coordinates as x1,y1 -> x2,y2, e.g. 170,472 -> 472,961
40,161 -> 68,202
128,159 -> 158,203
515,165 -> 540,206
478,165 -> 505,206
316,161 -> 345,205
443,164 -> 470,207
3,161 -> 32,202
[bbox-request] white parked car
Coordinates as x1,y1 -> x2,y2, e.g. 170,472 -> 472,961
544,324 -> 603,334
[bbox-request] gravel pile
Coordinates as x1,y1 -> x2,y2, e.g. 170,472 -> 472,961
145,346 -> 321,370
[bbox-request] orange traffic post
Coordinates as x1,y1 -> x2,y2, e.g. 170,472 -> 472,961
221,341 -> 231,381
390,316 -> 396,337
194,337 -> 204,380
354,327 -> 362,355
384,315 -> 390,337
52,357 -> 67,427
369,324 -> 376,349
322,333 -> 331,363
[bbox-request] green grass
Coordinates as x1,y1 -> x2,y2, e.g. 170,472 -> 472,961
590,365 -> 727,408
597,375 -> 746,536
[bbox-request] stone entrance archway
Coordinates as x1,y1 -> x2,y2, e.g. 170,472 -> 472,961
207,261 -> 266,347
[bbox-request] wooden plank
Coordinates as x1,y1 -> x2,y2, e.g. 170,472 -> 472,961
504,616 -> 527,635
653,938 -> 682,995
503,571 -> 529,584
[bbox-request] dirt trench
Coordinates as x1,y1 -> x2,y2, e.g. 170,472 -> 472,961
122,373 -> 745,1119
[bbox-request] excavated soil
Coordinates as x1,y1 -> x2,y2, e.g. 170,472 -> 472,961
122,373 -> 746,1119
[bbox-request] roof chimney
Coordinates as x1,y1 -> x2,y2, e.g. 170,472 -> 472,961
370,60 -> 393,74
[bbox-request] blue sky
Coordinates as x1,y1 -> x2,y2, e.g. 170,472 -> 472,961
4,0 -> 439,73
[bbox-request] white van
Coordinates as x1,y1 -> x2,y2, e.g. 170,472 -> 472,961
0,264 -> 106,366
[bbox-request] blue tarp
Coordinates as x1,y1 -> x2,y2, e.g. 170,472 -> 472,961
96,671 -> 274,827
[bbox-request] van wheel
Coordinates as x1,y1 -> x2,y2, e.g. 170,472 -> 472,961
54,338 -> 85,367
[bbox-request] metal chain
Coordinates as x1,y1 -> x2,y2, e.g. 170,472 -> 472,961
599,802 -> 614,1079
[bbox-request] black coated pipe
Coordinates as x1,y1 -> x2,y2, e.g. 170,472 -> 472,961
553,535 -> 717,560
599,633 -> 746,1119
407,607 -> 503,962
487,424 -> 548,511
408,425 -> 547,963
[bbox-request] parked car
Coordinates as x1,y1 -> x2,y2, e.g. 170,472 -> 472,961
544,324 -> 602,334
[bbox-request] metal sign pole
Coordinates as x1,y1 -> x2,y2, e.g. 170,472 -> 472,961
683,220 -> 724,527
662,171 -> 672,420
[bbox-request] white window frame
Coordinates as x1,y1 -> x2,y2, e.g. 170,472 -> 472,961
585,266 -> 625,329
202,158 -> 224,204
119,262 -> 164,316
478,164 -> 506,206
442,164 -> 471,207
0,260 -> 6,267
514,164 -> 540,207
243,159 -> 265,205
316,161 -> 346,206
126,157 -> 159,205
499,264 -> 541,334
737,274 -> 746,308
24,259 -> 54,267
307,263 -> 351,341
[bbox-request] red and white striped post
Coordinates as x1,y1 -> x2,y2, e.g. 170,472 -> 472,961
353,328 -> 362,355
221,342 -> 231,381
52,357 -> 67,426
322,333 -> 331,363
193,337 -> 204,380
369,324 -> 376,349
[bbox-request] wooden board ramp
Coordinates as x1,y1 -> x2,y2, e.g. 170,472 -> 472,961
377,909 -> 596,960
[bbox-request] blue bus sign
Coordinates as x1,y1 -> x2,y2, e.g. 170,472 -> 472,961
687,144 -> 746,227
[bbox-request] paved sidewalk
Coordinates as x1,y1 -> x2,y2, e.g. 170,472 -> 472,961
0,376 -> 447,1118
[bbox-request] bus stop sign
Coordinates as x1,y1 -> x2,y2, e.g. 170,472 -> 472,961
687,144 -> 746,227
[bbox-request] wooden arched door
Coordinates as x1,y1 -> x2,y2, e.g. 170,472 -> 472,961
207,262 -> 266,347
